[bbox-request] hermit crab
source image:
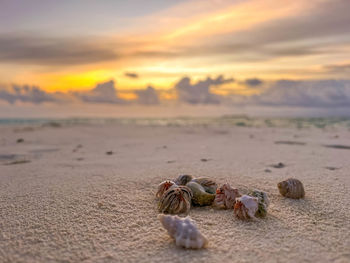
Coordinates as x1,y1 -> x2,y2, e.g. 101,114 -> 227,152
186,181 -> 215,206
158,185 -> 193,214
214,183 -> 241,209
277,178 -> 305,199
234,195 -> 259,220
156,180 -> 176,199
174,174 -> 193,186
191,177 -> 218,194
248,189 -> 269,217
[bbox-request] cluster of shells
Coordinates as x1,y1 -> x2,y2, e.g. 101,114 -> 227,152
156,175 -> 305,249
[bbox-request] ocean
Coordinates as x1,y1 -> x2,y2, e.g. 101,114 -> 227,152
1,116 -> 350,129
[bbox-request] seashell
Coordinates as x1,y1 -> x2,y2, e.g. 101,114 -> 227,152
248,189 -> 269,218
186,181 -> 215,206
214,183 -> 241,209
174,174 -> 193,186
191,177 -> 218,194
156,180 -> 176,199
277,178 -> 305,199
158,214 -> 208,249
158,185 -> 192,214
234,195 -> 259,220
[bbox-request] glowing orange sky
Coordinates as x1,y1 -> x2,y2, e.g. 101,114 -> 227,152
1,0 -> 350,95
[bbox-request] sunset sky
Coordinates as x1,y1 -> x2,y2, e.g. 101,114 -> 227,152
1,0 -> 350,116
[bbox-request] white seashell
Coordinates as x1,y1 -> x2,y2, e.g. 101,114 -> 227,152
158,214 -> 208,249
234,195 -> 259,220
214,183 -> 240,209
156,180 -> 176,199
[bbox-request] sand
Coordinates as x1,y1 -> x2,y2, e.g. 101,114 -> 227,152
0,122 -> 349,263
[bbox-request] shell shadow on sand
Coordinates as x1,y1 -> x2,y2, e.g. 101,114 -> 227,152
270,162 -> 286,169
0,154 -> 31,165
29,148 -> 60,154
275,141 -> 306,146
273,193 -> 335,228
323,144 -> 350,150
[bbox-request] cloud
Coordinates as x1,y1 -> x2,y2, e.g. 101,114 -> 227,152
2,0 -> 349,68
75,80 -> 126,104
246,0 -> 350,45
0,84 -> 59,104
125,43 -> 328,63
244,78 -> 263,87
175,75 -> 234,104
251,79 -> 350,108
139,0 -> 350,63
124,72 -> 139,79
134,86 -> 159,105
324,63 -> 350,73
2,76 -> 350,114
0,80 -> 129,105
0,34 -> 118,66
1,0 -> 350,71
0,80 -> 158,105
206,0 -> 350,57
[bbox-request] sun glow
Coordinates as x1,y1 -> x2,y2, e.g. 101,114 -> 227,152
1,0 -> 348,99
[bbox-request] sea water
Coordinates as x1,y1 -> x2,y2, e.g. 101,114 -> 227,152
1,116 -> 350,129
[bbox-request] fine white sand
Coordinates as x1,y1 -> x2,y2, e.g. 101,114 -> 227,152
0,122 -> 349,263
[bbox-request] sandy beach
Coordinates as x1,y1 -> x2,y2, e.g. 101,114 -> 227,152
0,120 -> 349,263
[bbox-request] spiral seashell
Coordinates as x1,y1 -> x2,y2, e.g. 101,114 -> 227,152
191,177 -> 218,194
186,181 -> 215,206
158,185 -> 192,214
158,214 -> 208,249
277,178 -> 305,199
174,174 -> 194,186
156,180 -> 176,199
234,195 -> 259,220
248,189 -> 269,218
214,183 -> 241,209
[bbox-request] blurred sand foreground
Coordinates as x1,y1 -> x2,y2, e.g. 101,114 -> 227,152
0,122 -> 349,263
